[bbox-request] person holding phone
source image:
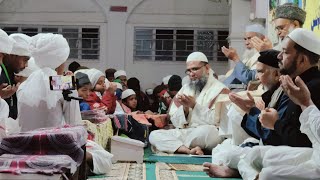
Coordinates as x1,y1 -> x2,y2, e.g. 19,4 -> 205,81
17,33 -> 82,132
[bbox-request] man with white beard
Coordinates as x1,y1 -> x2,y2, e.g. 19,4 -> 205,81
149,52 -> 229,155
222,3 -> 306,88
222,24 -> 265,86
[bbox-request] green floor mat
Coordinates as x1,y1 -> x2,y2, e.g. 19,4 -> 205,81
176,171 -> 242,180
145,155 -> 211,165
146,163 -> 156,180
144,147 -> 211,165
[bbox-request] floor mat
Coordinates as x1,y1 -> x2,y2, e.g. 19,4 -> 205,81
88,162 -> 146,180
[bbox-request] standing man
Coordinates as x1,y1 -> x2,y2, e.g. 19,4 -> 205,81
149,52 -> 229,155
0,29 -> 14,118
0,33 -> 30,119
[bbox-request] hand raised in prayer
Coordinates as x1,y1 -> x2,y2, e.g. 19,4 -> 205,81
247,80 -> 261,91
280,75 -> 313,110
0,83 -> 19,99
221,46 -> 240,62
229,91 -> 255,113
107,82 -> 117,94
177,94 -> 196,109
259,108 -> 278,130
251,36 -> 273,52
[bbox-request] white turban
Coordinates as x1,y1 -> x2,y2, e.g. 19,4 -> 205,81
30,33 -> 70,69
121,89 -> 135,99
186,52 -> 208,63
15,57 -> 39,77
0,29 -> 13,54
83,68 -> 104,87
162,75 -> 172,85
245,24 -> 265,35
9,33 -> 31,57
288,28 -> 320,55
114,70 -> 126,79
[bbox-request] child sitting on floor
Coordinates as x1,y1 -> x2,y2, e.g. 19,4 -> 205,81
75,72 -> 91,111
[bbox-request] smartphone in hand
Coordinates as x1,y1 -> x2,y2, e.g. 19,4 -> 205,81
49,75 -> 76,91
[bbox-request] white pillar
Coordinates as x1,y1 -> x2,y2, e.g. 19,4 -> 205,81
228,0 -> 251,68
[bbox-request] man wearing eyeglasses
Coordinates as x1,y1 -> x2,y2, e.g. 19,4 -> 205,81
149,52 -> 229,155
222,3 -> 305,91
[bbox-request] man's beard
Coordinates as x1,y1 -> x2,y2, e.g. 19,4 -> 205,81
279,59 -> 297,75
189,75 -> 208,93
242,48 -> 258,60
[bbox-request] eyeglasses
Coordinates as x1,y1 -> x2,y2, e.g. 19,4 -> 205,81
185,64 -> 206,75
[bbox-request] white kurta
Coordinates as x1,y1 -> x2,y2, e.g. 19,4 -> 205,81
17,68 -> 82,132
149,69 -> 227,153
86,140 -> 113,175
237,105 -> 320,180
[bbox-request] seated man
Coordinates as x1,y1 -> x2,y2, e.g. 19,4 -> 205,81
203,28 -> 320,178
222,24 -> 265,86
222,3 -> 306,88
237,75 -> 320,180
149,51 -> 229,155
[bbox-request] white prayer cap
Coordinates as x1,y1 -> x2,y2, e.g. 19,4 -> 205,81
245,24 -> 265,35
9,33 -> 31,57
0,29 -> 13,54
114,70 -> 127,79
30,33 -> 70,69
121,89 -> 135,99
15,57 -> 39,77
162,75 -> 172,85
84,68 -> 104,87
288,28 -> 320,55
145,88 -> 153,96
114,82 -> 123,90
186,52 -> 208,63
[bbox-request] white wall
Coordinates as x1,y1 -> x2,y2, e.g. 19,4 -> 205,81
0,0 -> 108,69
125,0 -> 230,89
0,0 -> 245,90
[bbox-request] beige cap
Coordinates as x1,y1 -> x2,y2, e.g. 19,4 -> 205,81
186,52 -> 208,63
288,28 -> 320,55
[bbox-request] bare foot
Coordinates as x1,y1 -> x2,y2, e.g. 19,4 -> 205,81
190,146 -> 204,155
203,162 -> 240,178
176,145 -> 191,154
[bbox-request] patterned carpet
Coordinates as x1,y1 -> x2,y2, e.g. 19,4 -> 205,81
87,148 -> 242,180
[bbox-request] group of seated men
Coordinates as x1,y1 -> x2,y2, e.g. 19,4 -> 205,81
0,2 -> 320,179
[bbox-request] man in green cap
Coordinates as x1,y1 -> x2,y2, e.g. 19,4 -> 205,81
225,3 -> 306,90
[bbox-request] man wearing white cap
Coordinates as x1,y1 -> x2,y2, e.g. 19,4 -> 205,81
149,51 -> 229,155
222,24 -> 265,86
202,28 -> 320,179
17,33 -> 82,131
222,3 -> 306,90
0,29 -> 13,118
0,33 -> 31,119
114,70 -> 127,90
